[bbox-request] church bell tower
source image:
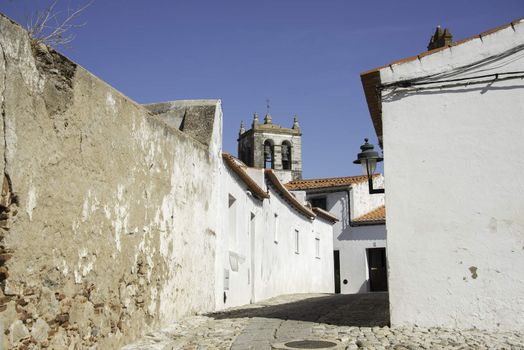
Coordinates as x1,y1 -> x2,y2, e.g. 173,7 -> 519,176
237,112 -> 302,183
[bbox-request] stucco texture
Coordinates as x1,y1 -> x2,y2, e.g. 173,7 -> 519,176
217,163 -> 334,310
379,21 -> 524,331
0,14 -> 220,349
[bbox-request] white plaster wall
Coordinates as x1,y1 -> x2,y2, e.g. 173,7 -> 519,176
253,195 -> 334,301
312,190 -> 385,294
215,163 -> 260,309
379,20 -> 524,331
350,178 -> 384,219
217,166 -> 334,310
336,225 -> 386,294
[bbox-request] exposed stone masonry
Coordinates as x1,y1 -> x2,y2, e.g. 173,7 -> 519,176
0,13 -> 220,349
238,113 -> 302,183
0,175 -> 17,306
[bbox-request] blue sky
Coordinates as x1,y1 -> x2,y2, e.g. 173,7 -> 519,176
2,0 -> 523,178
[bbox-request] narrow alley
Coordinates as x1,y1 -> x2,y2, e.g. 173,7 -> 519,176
121,293 -> 522,349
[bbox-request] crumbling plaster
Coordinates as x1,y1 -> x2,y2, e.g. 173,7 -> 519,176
0,14 -> 221,349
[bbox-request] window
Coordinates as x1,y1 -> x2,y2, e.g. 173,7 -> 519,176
282,141 -> 292,170
274,213 -> 278,243
228,194 -> 236,242
295,229 -> 299,254
224,269 -> 230,291
310,197 -> 327,211
315,237 -> 320,258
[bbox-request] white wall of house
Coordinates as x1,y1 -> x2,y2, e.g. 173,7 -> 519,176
216,164 -> 334,310
350,179 -> 384,219
378,20 -> 524,331
337,223 -> 386,294
305,180 -> 385,294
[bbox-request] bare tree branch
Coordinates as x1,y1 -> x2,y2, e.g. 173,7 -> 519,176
26,0 -> 94,47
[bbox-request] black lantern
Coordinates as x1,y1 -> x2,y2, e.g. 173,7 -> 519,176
353,138 -> 384,194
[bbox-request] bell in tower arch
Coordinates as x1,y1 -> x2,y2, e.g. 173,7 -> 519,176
264,141 -> 274,169
281,142 -> 292,170
264,144 -> 272,161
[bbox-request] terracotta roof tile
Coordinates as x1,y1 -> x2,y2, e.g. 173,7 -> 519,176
223,154 -> 336,225
222,153 -> 269,200
285,174 -> 375,191
353,206 -> 386,224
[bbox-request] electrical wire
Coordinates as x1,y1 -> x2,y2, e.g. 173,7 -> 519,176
379,43 -> 524,91
391,73 -> 524,92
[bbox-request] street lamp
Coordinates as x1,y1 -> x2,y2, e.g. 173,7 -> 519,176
353,138 -> 384,194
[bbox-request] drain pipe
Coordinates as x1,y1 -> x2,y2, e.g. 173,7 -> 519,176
345,187 -> 352,227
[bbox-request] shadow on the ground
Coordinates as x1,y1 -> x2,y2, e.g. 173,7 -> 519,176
207,293 -> 390,327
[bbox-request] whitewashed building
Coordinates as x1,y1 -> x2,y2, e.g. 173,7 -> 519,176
286,175 -> 386,294
361,19 -> 524,331
217,154 -> 336,309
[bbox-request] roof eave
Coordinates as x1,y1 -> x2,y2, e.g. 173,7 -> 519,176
360,70 -> 383,147
284,174 -> 377,191
350,219 -> 385,227
359,17 -> 524,148
312,207 -> 339,224
288,184 -> 353,193
223,153 -> 270,200
265,170 -> 316,220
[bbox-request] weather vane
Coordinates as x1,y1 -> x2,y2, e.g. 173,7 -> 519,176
266,98 -> 270,114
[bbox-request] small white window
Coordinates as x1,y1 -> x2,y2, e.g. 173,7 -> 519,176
295,229 -> 299,254
274,213 -> 278,243
228,194 -> 237,242
315,237 -> 320,258
224,269 -> 230,291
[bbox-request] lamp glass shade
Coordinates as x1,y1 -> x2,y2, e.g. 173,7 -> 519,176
361,159 -> 377,177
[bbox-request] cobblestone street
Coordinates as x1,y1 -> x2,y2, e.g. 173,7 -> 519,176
122,293 -> 524,350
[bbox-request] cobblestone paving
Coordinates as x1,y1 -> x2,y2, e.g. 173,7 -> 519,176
122,293 -> 524,350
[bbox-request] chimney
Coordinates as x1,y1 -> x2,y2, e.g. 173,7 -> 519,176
427,26 -> 454,51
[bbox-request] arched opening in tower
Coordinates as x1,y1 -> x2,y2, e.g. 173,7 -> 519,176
282,141 -> 292,170
264,140 -> 274,169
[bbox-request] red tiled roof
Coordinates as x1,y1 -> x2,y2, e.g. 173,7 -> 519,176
361,18 -> 524,141
222,153 -> 269,200
312,207 -> 339,223
265,170 -> 316,220
353,206 -> 386,225
285,175 -> 375,191
223,154 -> 336,225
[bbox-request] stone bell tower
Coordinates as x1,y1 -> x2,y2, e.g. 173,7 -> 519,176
238,112 -> 302,183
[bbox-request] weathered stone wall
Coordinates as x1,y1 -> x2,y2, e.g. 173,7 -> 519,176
0,14 -> 221,349
253,132 -> 302,182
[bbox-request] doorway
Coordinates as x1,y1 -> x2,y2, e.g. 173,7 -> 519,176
367,248 -> 388,292
249,212 -> 256,303
333,250 -> 340,293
